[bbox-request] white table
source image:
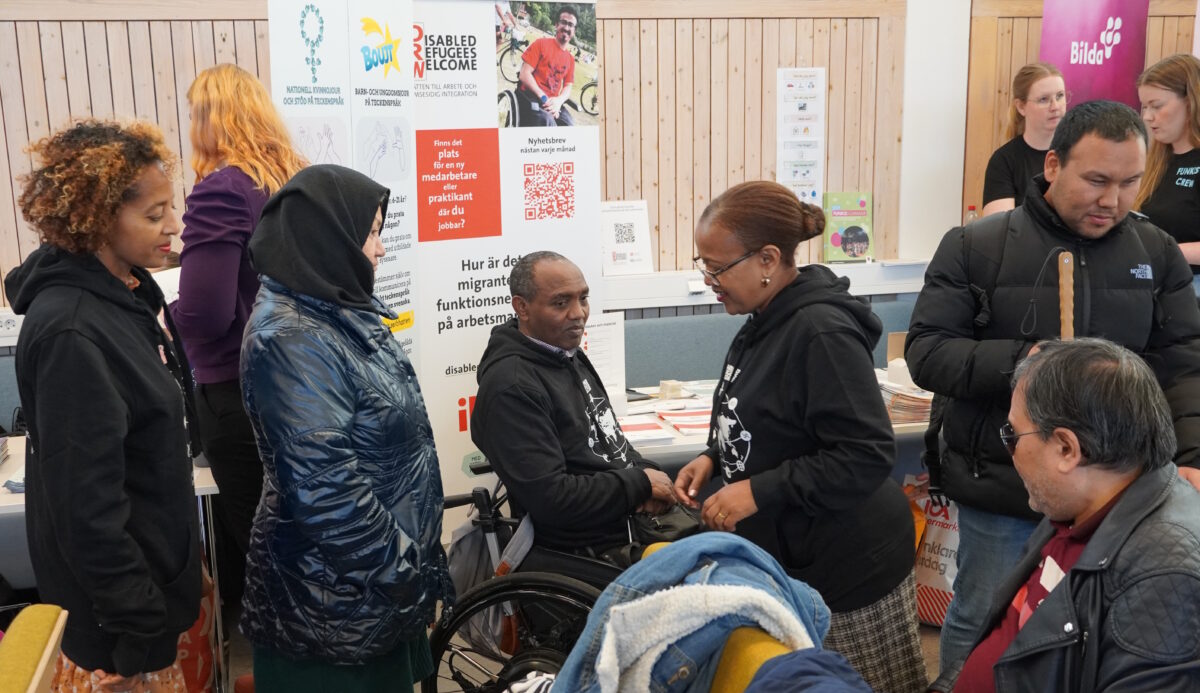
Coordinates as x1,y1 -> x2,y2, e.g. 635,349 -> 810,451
0,439 -> 218,516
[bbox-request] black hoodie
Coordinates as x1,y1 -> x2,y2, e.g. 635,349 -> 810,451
704,265 -> 915,612
4,246 -> 201,676
472,319 -> 655,551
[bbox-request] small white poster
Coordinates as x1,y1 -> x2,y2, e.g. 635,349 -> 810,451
600,200 -> 654,276
776,67 -> 826,205
580,312 -> 627,416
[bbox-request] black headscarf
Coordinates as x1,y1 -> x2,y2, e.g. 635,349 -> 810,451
249,164 -> 388,311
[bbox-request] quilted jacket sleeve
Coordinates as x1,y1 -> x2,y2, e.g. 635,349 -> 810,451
242,326 -> 422,601
905,227 -> 1032,399
1098,569 -> 1200,689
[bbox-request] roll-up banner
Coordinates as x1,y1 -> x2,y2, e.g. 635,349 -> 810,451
269,0 -> 603,504
1039,0 -> 1150,109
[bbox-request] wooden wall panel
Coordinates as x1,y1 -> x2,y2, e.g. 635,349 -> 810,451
106,22 -> 135,116
657,20 -> 677,270
963,1 -> 1198,213
38,22 -> 70,133
0,11 -> 277,306
0,1 -> 911,304
639,19 -> 658,260
61,23 -> 91,119
83,21 -> 113,119
674,19 -> 693,264
691,19 -> 711,231
585,2 -> 908,270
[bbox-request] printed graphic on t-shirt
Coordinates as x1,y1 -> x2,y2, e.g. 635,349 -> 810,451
582,377 -> 633,467
1173,163 -> 1200,190
716,395 -> 752,478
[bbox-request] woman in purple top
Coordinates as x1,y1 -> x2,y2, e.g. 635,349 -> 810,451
169,64 -> 306,604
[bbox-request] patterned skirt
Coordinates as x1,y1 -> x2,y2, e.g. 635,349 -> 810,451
51,653 -> 186,693
823,570 -> 928,693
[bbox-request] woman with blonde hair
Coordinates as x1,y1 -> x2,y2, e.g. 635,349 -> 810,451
981,62 -> 1067,216
169,63 -> 306,605
1137,53 -> 1200,293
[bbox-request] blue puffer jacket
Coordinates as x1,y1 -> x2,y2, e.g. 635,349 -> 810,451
239,277 -> 452,663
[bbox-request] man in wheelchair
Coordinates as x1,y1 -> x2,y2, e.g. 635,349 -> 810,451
471,251 -> 676,568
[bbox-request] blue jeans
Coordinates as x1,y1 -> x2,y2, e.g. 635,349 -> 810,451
938,504 -> 1039,672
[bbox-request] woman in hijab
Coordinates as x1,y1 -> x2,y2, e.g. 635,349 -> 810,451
238,164 -> 452,692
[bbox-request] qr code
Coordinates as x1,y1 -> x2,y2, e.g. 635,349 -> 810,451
613,222 -> 635,244
524,162 -> 575,220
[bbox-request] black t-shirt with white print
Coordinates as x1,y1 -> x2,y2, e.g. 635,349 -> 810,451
1142,148 -> 1200,271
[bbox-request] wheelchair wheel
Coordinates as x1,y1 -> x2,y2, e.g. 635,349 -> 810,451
499,45 -> 523,83
579,81 -> 599,116
498,90 -> 518,128
422,572 -> 601,693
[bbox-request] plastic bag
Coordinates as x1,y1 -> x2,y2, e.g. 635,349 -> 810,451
446,506 -> 534,657
910,474 -> 959,626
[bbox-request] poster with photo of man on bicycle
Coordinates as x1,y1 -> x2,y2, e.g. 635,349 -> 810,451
496,2 -> 600,128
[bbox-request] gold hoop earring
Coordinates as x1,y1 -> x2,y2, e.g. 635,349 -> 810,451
761,276 -> 771,287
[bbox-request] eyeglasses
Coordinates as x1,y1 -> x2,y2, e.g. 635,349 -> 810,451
999,421 -> 1039,456
558,19 -> 576,28
693,249 -> 757,285
1026,91 -> 1071,108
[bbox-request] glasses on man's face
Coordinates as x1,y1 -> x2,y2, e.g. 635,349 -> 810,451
999,421 -> 1039,456
693,249 -> 757,285
1027,91 -> 1070,108
558,19 -> 576,28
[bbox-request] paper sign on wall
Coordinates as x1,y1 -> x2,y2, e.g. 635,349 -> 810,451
600,200 -> 654,276
776,67 -> 827,206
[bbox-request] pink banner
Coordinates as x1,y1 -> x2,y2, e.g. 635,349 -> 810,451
1039,0 -> 1150,108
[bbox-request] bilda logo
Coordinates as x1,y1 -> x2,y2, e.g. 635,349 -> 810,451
1071,16 -> 1121,66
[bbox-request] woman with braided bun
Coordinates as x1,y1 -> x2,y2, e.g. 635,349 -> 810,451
674,180 -> 926,692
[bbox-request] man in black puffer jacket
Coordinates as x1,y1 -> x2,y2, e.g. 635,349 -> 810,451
906,100 -> 1200,673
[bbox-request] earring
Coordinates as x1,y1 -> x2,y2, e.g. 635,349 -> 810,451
761,276 -> 771,287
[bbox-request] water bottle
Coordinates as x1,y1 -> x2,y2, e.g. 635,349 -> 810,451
963,205 -> 979,226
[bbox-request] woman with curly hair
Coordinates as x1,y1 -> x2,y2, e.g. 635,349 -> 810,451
6,120 -> 201,692
168,64 -> 306,605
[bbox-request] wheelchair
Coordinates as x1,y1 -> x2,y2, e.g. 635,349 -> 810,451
497,90 -> 584,129
422,461 -> 624,693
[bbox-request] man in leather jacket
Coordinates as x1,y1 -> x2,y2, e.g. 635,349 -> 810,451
933,338 -> 1200,692
906,100 -> 1200,670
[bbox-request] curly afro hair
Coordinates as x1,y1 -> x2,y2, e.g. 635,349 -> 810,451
19,120 -> 177,254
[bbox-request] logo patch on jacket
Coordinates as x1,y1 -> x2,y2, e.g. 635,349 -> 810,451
1130,264 -> 1152,280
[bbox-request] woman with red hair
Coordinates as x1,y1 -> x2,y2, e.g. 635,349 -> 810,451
169,63 -> 306,604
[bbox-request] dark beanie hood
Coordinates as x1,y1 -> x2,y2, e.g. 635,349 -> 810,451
249,164 -> 388,311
